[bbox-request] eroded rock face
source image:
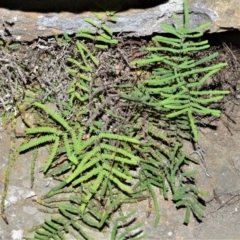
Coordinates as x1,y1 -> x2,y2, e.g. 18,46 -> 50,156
0,0 -> 239,41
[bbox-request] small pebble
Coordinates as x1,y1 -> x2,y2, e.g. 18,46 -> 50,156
11,229 -> 23,240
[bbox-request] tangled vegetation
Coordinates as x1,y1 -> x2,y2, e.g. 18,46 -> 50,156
0,0 -> 230,239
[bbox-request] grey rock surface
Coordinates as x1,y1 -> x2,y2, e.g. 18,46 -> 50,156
0,0 -> 239,41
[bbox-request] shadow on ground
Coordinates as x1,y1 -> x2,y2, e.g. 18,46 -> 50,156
0,0 -> 167,13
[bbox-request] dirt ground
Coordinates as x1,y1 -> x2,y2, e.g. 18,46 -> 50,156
1,32 -> 240,239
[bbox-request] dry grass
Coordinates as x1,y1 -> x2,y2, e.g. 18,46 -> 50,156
0,32 -> 239,130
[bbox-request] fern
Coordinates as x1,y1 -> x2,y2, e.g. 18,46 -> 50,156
66,13 -> 118,108
19,134 -> 57,152
34,102 -> 72,131
132,127 -> 205,225
43,136 -> 60,172
123,0 -> 228,142
12,2 -> 228,239
166,142 -> 205,223
111,209 -> 145,240
78,16 -> 118,48
20,99 -> 141,238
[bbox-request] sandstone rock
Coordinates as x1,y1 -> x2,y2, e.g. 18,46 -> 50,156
0,0 -> 239,41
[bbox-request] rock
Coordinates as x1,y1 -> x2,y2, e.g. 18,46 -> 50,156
0,0 -> 239,41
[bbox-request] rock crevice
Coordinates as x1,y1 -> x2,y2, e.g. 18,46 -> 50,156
0,0 -> 239,41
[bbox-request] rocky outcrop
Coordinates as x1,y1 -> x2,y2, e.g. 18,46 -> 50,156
0,0 -> 239,41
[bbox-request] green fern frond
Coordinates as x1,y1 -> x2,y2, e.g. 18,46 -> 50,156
123,0 -> 228,142
63,133 -> 78,165
80,170 -> 106,212
43,136 -> 60,173
34,102 -> 72,131
99,133 -> 141,144
25,127 -> 62,135
19,135 -> 57,152
70,167 -> 102,186
111,209 -> 145,240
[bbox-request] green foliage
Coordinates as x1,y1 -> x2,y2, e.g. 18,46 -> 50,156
131,123 -> 205,225
111,209 -> 146,240
122,0 -> 228,142
21,102 -> 142,239
15,1 -> 228,239
19,13 -> 144,239
78,14 -> 118,48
